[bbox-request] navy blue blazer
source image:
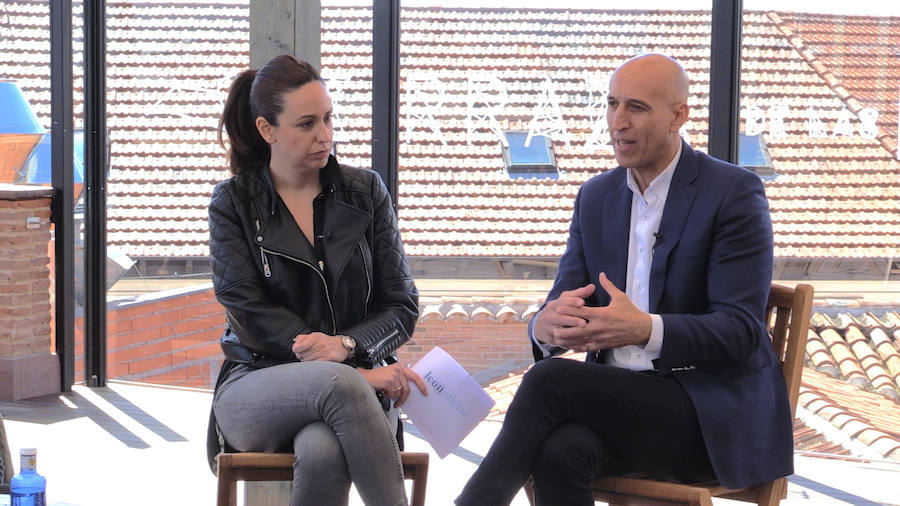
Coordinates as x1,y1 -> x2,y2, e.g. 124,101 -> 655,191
530,141 -> 793,489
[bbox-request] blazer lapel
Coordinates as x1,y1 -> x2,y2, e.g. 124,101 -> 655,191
601,177 -> 632,300
649,142 -> 699,312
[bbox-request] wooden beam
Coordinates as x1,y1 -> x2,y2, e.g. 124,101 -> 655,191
249,0 -> 321,69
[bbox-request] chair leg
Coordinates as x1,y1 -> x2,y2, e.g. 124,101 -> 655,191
403,452 -> 429,506
216,470 -> 236,506
409,469 -> 428,506
523,477 -> 536,506
215,453 -> 236,506
217,451 -> 430,505
757,478 -> 784,506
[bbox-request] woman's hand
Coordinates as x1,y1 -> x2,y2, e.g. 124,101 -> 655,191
292,332 -> 348,362
358,363 -> 428,408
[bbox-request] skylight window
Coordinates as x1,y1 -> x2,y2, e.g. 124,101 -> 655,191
501,131 -> 558,180
738,134 -> 778,180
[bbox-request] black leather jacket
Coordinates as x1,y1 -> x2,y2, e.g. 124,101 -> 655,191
208,155 -> 419,371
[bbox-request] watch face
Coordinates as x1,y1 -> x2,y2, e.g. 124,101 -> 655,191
342,336 -> 356,351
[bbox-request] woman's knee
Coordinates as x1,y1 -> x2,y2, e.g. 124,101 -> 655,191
322,362 -> 375,403
294,422 -> 349,476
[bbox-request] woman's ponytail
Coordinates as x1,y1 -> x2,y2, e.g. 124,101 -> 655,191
218,69 -> 269,175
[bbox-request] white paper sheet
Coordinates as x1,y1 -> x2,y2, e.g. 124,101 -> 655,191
402,346 -> 495,458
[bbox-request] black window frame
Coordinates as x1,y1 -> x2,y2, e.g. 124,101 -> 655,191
500,131 -> 559,180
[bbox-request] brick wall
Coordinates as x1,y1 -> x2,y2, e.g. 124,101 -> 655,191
396,317 -> 532,376
90,286 -> 535,390
76,286 -> 226,389
0,196 -> 52,356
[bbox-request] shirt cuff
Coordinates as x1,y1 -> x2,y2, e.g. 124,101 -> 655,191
528,311 -> 556,358
529,322 -> 555,359
644,314 -> 663,353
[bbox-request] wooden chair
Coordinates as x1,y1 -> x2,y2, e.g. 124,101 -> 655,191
524,282 -> 814,506
216,451 -> 429,506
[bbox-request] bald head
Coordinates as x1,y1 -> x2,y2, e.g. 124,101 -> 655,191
606,53 -> 691,185
613,53 -> 689,106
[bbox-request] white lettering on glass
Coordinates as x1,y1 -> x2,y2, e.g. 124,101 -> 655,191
398,71 -> 891,150
526,77 -> 571,147
834,108 -> 857,137
768,103 -> 789,139
324,74 -> 353,144
466,74 -> 508,146
584,73 -> 613,153
405,74 -> 448,145
745,104 -> 767,136
858,107 -> 878,139
806,102 -> 828,138
743,103 -> 880,141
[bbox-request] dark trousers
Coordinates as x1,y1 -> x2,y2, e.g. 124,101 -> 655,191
456,358 -> 715,506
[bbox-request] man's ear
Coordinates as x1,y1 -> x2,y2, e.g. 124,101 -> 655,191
256,116 -> 275,144
670,101 -> 689,133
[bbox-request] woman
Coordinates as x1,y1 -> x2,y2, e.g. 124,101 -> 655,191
206,54 -> 426,506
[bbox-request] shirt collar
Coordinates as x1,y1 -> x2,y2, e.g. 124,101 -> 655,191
625,141 -> 682,201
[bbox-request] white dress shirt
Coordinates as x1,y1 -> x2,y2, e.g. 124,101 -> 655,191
532,143 -> 681,371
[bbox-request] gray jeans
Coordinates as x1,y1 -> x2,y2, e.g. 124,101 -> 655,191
214,361 -> 408,506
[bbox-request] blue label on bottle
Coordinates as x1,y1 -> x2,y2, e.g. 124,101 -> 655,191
11,491 -> 45,506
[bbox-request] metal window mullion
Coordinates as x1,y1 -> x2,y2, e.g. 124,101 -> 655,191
372,0 -> 400,207
50,0 -> 74,392
83,0 -> 107,387
708,0 -> 743,163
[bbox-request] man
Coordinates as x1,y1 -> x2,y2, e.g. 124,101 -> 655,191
455,53 -> 793,506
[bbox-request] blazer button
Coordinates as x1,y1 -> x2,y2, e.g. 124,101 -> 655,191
257,236 -> 263,242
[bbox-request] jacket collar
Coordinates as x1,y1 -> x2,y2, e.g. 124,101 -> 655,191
253,155 -> 372,282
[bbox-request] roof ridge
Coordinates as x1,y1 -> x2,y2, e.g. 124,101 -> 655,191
766,11 -> 899,159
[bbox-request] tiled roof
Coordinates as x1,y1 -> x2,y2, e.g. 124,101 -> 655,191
0,0 -> 246,259
797,369 -> 900,461
1,3 -> 898,259
473,303 -> 900,462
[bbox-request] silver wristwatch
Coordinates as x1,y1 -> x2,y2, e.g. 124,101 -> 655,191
340,335 -> 357,360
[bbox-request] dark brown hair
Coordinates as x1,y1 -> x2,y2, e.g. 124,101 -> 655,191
218,55 -> 323,175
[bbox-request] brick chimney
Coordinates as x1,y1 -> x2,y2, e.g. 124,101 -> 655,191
0,183 -> 60,400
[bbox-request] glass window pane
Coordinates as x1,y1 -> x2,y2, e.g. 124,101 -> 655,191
0,0 -> 85,390
321,2 -> 374,170
741,2 -> 900,280
397,3 -> 713,276
104,2 -> 249,388
393,2 -> 712,381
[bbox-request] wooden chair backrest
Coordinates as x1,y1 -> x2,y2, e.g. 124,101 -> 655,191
765,283 -> 814,418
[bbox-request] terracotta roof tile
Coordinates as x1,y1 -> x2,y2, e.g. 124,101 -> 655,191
2,3 -> 898,258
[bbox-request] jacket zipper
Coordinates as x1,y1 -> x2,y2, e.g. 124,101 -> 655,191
260,250 -> 272,278
368,327 -> 400,356
260,246 -> 337,334
255,219 -> 272,278
358,242 -> 372,310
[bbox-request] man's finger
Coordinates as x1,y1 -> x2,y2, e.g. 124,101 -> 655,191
559,283 -> 596,299
554,325 -> 593,344
597,272 -> 626,300
550,312 -> 589,329
292,338 -> 312,353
